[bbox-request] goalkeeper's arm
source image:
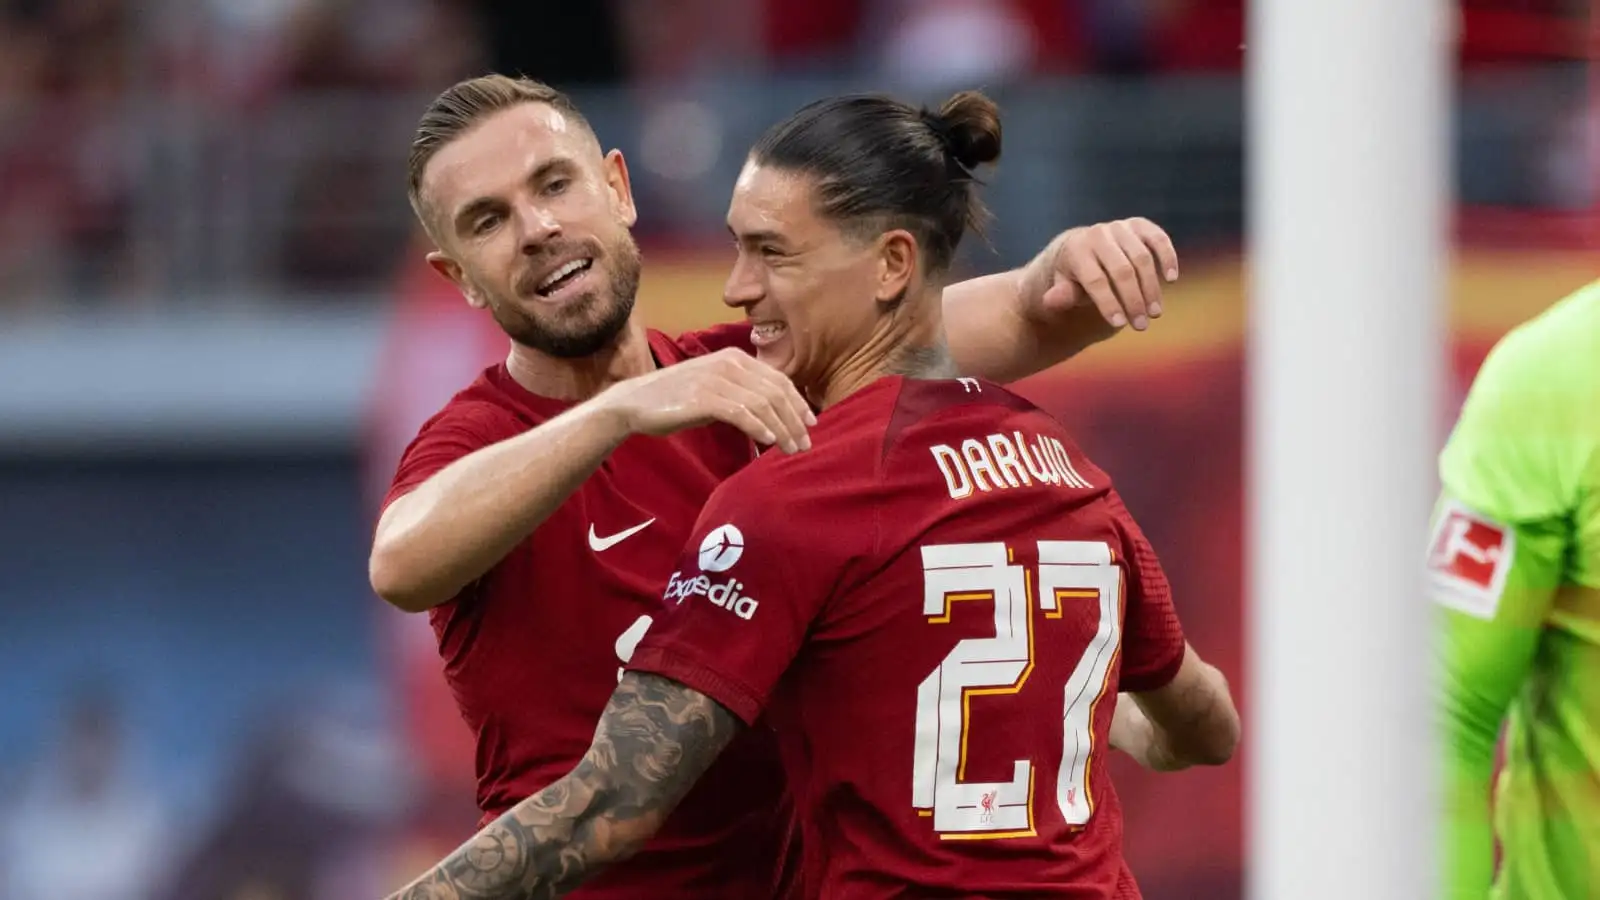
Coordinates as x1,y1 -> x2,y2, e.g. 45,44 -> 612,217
1431,498 -> 1560,898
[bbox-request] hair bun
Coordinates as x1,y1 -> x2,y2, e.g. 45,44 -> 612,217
929,90 -> 1002,171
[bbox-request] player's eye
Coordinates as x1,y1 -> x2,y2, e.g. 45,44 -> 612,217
544,178 -> 571,197
760,245 -> 784,259
473,215 -> 501,235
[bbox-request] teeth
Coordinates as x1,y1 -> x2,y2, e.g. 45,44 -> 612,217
752,322 -> 786,338
539,259 -> 590,291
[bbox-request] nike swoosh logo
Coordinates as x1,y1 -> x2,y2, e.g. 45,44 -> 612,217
588,518 -> 656,552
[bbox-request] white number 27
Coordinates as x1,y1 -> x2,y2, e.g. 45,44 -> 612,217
911,541 -> 1122,838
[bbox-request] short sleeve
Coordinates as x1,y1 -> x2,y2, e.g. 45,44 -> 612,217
382,401 -> 517,512
627,474 -> 830,725
1107,490 -> 1186,693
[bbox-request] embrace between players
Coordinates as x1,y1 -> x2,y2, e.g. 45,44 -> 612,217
375,74 -> 1241,899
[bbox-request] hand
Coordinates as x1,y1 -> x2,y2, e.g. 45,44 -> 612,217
595,348 -> 816,453
1108,692 -> 1186,773
1108,692 -> 1151,758
1033,218 -> 1179,333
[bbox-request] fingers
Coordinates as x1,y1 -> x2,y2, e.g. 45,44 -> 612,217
707,350 -> 814,454
706,388 -> 783,450
735,350 -> 816,429
1127,216 -> 1179,286
1109,219 -> 1162,321
714,378 -> 812,454
1055,218 -> 1179,331
1067,226 -> 1144,331
1070,269 -> 1128,330
620,349 -> 815,451
1091,224 -> 1149,330
755,373 -> 816,453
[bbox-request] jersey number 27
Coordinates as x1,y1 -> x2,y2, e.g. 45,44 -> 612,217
912,541 -> 1122,839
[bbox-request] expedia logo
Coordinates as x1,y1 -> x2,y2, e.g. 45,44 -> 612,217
698,524 -> 744,573
663,571 -> 759,620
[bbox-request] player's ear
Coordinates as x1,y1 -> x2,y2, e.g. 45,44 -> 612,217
874,229 -> 918,307
602,149 -> 638,228
427,251 -> 488,310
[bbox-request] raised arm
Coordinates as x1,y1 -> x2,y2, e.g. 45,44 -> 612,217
387,673 -> 741,899
370,349 -> 813,612
942,218 -> 1178,384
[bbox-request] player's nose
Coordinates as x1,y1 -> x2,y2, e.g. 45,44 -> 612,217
723,253 -> 763,309
514,200 -> 562,255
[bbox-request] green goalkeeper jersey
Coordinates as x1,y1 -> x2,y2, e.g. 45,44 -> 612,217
1433,280 -> 1600,899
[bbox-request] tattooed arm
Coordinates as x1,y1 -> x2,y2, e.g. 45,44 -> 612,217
387,672 -> 743,900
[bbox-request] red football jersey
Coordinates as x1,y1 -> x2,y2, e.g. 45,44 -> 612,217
382,323 -> 794,900
629,376 -> 1187,899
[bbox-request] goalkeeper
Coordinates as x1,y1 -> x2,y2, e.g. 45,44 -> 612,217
1433,279 -> 1600,898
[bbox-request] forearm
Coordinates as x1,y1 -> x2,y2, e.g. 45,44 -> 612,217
1439,722 -> 1498,897
1154,660 -> 1238,768
370,401 -> 630,611
1120,648 -> 1241,771
388,673 -> 738,899
386,760 -> 649,900
1434,629 -> 1522,897
941,239 -> 1114,383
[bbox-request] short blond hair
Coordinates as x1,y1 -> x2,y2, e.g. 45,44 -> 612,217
407,74 -> 590,228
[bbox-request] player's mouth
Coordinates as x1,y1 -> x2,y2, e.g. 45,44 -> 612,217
533,257 -> 595,301
750,320 -> 787,348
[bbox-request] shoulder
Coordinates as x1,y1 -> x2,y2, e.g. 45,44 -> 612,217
886,377 -> 1049,435
658,322 -> 755,362
743,381 -> 898,481
700,398 -> 885,536
398,367 -> 536,464
709,442 -> 855,524
887,378 -> 1092,458
416,371 -> 528,441
1443,282 -> 1600,518
705,376 -> 1061,519
1472,280 -> 1600,398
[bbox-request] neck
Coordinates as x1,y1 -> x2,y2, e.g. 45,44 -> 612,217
504,316 -> 656,402
814,290 -> 956,409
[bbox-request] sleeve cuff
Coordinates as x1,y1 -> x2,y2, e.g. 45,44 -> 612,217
1120,644 -> 1186,694
627,646 -> 768,726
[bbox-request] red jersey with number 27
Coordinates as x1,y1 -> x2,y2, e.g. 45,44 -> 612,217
629,375 -> 1187,899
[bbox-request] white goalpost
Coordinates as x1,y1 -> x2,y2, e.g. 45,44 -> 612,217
1247,0 -> 1450,896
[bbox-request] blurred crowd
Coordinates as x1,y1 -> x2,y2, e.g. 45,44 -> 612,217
0,680 -> 410,900
0,0 -> 1587,309
0,0 -> 1270,309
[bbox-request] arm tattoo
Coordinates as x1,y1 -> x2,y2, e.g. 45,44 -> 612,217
388,673 -> 743,900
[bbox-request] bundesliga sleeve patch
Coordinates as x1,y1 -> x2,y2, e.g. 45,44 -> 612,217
1426,499 -> 1514,620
